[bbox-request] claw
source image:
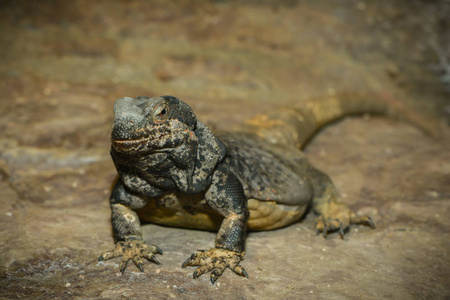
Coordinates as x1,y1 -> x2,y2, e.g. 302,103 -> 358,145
210,267 -> 225,284
98,250 -> 116,261
242,268 -> 249,279
143,252 -> 161,265
231,264 -> 249,279
137,262 -> 144,272
155,246 -> 164,255
120,259 -> 129,274
210,272 -> 218,284
322,224 -> 328,238
193,270 -> 200,279
182,254 -> 195,268
150,255 -> 161,265
182,253 -> 200,268
366,217 -> 376,229
182,259 -> 190,269
339,222 -> 345,238
132,256 -> 144,270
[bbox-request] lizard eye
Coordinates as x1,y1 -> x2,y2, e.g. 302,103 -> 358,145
154,103 -> 169,123
159,107 -> 168,117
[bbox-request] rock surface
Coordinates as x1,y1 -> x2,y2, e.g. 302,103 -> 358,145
0,1 -> 449,299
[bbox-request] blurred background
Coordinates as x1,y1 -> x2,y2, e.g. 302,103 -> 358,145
0,1 -> 449,298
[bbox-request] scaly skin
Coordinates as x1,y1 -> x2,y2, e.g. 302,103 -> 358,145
99,94 -> 395,283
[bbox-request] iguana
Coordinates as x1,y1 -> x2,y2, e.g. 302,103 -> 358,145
98,94 -> 427,284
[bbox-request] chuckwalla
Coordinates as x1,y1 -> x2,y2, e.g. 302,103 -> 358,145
98,94 -> 416,284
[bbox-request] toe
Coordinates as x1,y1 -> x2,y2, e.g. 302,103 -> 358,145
152,245 -> 164,255
143,253 -> 161,265
210,267 -> 225,284
119,258 -> 130,274
351,215 -> 376,229
193,265 -> 215,279
230,263 -> 248,278
182,252 -> 207,268
132,256 -> 145,272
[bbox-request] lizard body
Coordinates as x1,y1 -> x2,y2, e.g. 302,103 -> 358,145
99,94 -> 407,283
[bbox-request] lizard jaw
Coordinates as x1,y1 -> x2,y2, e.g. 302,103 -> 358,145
112,136 -> 151,154
111,129 -> 193,154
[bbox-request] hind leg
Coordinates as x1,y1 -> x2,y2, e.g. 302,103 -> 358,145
308,166 -> 375,238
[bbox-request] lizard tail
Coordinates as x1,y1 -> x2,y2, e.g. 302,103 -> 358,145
241,91 -> 438,149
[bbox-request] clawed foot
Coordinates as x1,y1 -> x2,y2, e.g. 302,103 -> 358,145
98,239 -> 163,273
315,203 -> 375,238
182,248 -> 248,284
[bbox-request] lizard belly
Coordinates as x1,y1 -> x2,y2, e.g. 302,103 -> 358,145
247,199 -> 307,231
136,193 -> 223,231
136,193 -> 307,231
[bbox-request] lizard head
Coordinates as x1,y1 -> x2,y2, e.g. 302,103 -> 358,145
111,95 -> 197,154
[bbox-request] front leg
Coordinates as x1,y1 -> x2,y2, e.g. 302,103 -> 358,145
182,164 -> 249,283
98,180 -> 163,273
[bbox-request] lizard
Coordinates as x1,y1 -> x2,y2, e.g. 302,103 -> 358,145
98,94 -> 429,284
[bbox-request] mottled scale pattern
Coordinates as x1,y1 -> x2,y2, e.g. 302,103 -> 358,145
217,132 -> 313,206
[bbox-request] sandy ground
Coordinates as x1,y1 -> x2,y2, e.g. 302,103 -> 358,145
0,1 -> 449,299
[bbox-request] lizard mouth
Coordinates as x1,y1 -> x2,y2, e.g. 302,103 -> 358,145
113,130 -> 171,145
111,129 -> 191,154
113,136 -> 151,146
112,133 -> 170,151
